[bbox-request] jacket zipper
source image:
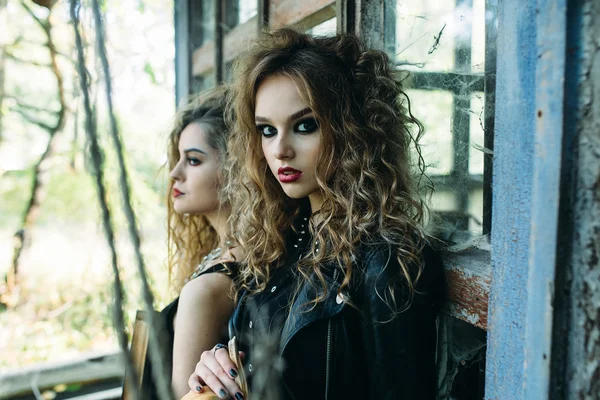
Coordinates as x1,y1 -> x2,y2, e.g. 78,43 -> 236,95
325,269 -> 339,400
325,319 -> 333,399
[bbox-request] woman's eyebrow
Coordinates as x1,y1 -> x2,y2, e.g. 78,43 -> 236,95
255,107 -> 313,123
289,107 -> 313,120
183,147 -> 207,155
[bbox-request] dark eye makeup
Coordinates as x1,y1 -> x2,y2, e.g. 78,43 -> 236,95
257,124 -> 278,138
295,118 -> 319,134
257,117 -> 319,138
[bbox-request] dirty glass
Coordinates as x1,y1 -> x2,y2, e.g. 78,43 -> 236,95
238,0 -> 258,25
189,1 -> 214,93
307,17 -> 337,36
394,0 -> 494,235
195,0 -> 214,44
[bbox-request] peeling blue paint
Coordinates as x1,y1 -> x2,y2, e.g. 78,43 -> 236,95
486,0 -> 567,398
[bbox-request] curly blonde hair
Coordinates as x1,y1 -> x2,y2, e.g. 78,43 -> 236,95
166,86 -> 231,293
226,29 -> 430,308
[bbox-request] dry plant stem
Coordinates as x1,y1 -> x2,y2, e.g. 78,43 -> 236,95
1,0 -> 67,306
90,1 -> 174,399
69,1 -> 140,399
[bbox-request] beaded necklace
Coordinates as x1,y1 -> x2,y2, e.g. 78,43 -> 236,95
186,245 -> 226,282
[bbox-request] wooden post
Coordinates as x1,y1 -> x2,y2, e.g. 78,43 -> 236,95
550,0 -> 600,398
486,0 -> 567,397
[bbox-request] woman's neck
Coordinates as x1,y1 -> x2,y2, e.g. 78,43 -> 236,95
204,207 -> 231,249
308,192 -> 325,226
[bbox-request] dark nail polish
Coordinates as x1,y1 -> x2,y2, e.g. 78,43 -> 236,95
235,392 -> 244,399
195,385 -> 202,392
219,389 -> 228,398
229,368 -> 238,378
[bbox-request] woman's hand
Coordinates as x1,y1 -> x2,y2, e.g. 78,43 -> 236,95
188,344 -> 245,400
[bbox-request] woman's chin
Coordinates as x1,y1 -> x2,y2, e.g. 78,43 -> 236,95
173,203 -> 185,214
280,186 -> 309,200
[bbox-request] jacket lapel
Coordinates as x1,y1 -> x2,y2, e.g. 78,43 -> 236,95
279,269 -> 346,355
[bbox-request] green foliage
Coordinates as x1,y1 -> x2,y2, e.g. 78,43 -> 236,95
0,0 -> 175,370
0,169 -> 34,227
143,61 -> 158,85
64,383 -> 84,392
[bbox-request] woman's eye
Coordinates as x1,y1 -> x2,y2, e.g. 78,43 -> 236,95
187,157 -> 201,166
296,118 -> 319,134
257,125 -> 277,137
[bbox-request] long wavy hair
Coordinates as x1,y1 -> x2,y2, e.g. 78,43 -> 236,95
166,86 -> 231,293
226,29 -> 430,310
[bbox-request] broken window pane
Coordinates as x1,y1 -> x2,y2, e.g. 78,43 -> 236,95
394,0 -> 495,236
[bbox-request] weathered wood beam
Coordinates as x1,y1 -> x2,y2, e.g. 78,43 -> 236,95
0,351 -> 123,399
192,16 -> 258,77
192,0 -> 336,78
486,0 -> 567,396
270,0 -> 335,30
443,249 -> 491,331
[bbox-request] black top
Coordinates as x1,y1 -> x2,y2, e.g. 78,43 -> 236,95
230,215 -> 446,400
140,262 -> 237,400
230,215 -> 330,399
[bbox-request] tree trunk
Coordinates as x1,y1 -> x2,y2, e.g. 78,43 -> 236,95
1,3 -> 67,307
4,131 -> 61,300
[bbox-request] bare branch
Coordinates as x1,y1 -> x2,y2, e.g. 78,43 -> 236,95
12,100 -> 60,115
20,0 -> 50,33
2,0 -> 68,307
92,0 -> 174,398
56,50 -> 77,65
70,1 -> 142,399
4,49 -> 52,68
18,37 -> 45,46
10,107 -> 55,132
6,35 -> 25,49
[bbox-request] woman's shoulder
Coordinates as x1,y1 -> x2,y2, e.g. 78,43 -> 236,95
350,237 -> 446,313
188,259 -> 240,281
180,262 -> 237,301
357,237 -> 442,267
356,238 -> 445,291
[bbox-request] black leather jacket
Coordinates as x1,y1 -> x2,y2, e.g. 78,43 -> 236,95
231,226 -> 445,400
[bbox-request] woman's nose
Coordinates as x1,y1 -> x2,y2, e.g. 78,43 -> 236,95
169,161 -> 183,181
273,135 -> 294,160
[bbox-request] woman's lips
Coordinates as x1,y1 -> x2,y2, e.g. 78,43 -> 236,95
278,166 -> 302,183
172,188 -> 184,198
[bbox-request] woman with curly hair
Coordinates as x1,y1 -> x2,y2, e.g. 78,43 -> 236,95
187,29 -> 445,400
141,86 -> 240,399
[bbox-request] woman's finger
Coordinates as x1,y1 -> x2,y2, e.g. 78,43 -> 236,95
187,369 -> 204,394
190,360 -> 231,399
203,348 -> 244,398
214,345 -> 241,381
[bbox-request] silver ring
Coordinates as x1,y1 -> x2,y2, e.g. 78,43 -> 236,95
213,343 -> 228,356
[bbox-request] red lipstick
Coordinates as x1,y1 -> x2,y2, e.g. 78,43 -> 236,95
278,166 -> 302,183
172,188 -> 184,198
